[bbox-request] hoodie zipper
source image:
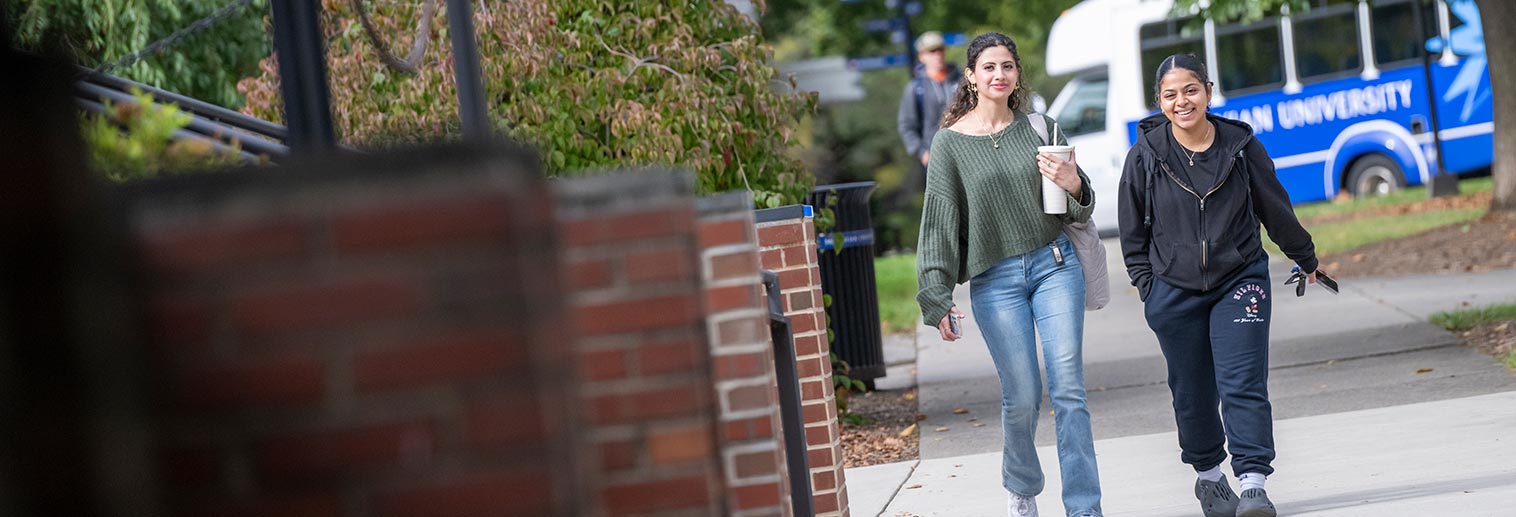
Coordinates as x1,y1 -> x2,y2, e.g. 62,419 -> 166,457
1158,158 -> 1235,291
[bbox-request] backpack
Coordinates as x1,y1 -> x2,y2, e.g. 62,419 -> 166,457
1027,113 -> 1111,311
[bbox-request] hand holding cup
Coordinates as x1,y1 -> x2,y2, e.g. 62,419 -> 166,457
1036,146 -> 1081,214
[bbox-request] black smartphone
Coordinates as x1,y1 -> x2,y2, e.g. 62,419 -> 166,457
1316,270 -> 1340,294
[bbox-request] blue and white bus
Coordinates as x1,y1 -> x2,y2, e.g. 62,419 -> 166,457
1044,0 -> 1492,234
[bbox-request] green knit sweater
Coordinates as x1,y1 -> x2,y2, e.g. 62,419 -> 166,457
915,112 -> 1095,327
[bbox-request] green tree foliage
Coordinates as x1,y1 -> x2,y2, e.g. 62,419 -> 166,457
8,0 -> 271,110
1171,0 -> 1306,24
237,0 -> 818,207
83,89 -> 245,181
764,0 -> 1080,98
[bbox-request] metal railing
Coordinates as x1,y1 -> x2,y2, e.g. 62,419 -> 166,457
762,269 -> 814,517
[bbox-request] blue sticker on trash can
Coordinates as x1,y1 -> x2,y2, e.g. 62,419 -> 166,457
817,229 -> 875,251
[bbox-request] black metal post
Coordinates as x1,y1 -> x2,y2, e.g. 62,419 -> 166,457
1413,0 -> 1459,197
897,0 -> 917,79
446,0 -> 491,141
762,270 -> 814,517
269,0 -> 336,154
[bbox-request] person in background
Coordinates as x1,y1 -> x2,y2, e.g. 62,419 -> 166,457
916,32 -> 1101,517
897,31 -> 962,201
1118,53 -> 1320,517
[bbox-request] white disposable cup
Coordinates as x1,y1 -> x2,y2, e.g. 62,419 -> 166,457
1037,145 -> 1074,214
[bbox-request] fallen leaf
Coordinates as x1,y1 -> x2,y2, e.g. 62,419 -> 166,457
967,417 -> 978,422
973,423 -> 987,428
1416,368 -> 1434,374
916,414 -> 928,421
903,392 -> 916,400
899,423 -> 917,437
953,408 -> 969,414
906,484 -> 923,489
934,427 -> 950,432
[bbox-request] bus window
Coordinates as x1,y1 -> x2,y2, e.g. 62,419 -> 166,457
1050,77 -> 1108,138
1371,0 -> 1438,68
1216,18 -> 1285,94
1294,2 -> 1363,83
1140,17 -> 1205,109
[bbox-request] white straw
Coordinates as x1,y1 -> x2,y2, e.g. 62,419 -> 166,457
1053,120 -> 1061,144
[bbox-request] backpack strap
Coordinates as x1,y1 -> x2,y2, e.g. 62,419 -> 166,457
1237,148 -> 1258,224
1027,112 -> 1051,146
912,77 -> 925,127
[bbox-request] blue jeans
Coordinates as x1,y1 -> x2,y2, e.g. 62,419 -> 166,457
970,234 -> 1102,516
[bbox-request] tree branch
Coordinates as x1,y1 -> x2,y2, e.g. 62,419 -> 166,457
352,0 -> 440,75
600,40 -> 685,80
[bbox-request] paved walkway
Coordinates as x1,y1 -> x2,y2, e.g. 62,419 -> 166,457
848,238 -> 1516,516
851,390 -> 1516,516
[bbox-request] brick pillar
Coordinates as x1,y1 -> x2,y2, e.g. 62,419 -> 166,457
754,206 -> 850,517
698,193 -> 791,517
556,171 -> 725,517
127,145 -> 582,516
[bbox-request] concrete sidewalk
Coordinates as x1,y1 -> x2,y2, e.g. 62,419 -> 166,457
848,390 -> 1516,516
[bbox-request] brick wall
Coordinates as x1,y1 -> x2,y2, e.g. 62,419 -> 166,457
555,171 -> 725,516
128,147 -> 583,516
754,207 -> 850,517
697,193 -> 791,517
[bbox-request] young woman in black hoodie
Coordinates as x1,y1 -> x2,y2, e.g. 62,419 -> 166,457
1117,54 -> 1320,517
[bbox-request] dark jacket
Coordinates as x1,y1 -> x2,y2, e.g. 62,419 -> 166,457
1118,113 -> 1318,299
897,64 -> 963,160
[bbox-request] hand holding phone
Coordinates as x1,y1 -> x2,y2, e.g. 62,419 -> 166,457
940,309 -> 966,341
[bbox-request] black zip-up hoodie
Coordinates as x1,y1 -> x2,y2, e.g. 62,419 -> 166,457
1118,113 -> 1317,300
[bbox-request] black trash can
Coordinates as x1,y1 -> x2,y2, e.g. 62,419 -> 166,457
807,182 -> 885,388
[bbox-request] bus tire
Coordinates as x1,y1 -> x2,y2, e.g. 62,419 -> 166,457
1345,154 -> 1405,198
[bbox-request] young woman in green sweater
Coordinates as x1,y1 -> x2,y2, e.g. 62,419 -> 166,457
915,32 -> 1102,517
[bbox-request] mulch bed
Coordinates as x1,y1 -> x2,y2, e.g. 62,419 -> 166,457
1317,210 -> 1516,278
839,388 -> 920,468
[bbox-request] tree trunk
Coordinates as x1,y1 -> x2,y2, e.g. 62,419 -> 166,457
1477,0 -> 1516,211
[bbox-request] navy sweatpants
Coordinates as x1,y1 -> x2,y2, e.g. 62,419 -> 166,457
1143,257 -> 1276,476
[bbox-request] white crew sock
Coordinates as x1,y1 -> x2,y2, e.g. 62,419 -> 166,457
1197,465 -> 1224,483
1238,472 -> 1266,492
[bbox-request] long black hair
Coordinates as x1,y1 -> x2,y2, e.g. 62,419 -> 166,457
939,32 -> 1029,129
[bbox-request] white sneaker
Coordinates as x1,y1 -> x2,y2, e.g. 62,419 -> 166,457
1008,493 -> 1039,517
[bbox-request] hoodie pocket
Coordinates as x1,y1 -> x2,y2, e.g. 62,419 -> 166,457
1206,236 -> 1247,282
1157,241 -> 1198,278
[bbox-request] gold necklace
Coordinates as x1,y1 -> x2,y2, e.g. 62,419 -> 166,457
1180,123 -> 1212,166
983,116 -> 1010,149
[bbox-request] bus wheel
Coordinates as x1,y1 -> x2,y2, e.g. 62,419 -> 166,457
1346,154 -> 1405,198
